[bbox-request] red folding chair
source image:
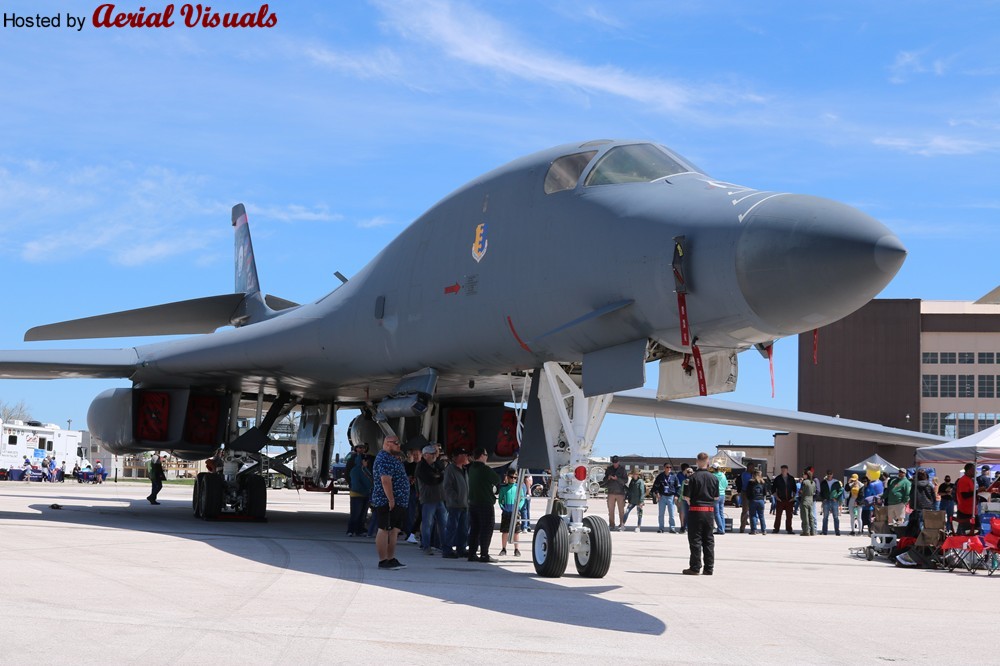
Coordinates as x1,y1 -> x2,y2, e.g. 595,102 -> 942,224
982,518 -> 1000,576
942,535 -> 986,574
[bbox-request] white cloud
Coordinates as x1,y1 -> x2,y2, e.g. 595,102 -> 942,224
872,135 -> 998,156
370,0 -> 762,112
301,44 -> 404,81
249,203 -> 343,223
888,49 -> 954,84
0,159 -> 340,265
581,6 -> 626,30
356,215 -> 394,229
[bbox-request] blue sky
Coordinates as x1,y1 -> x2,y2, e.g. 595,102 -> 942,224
0,1 -> 998,458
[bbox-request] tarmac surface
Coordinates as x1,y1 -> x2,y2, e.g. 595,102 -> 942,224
1,481 -> 994,665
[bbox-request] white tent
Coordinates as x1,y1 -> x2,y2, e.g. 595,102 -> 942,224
844,453 -> 900,478
915,423 -> 1000,465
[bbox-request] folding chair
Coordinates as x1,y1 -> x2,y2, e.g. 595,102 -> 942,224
915,510 -> 947,567
982,518 -> 1000,576
941,535 -> 986,574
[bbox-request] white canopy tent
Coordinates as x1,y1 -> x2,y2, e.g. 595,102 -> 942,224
844,453 -> 900,478
915,423 -> 1000,465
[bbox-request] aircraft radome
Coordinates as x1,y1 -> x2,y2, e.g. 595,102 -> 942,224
0,140 -> 945,577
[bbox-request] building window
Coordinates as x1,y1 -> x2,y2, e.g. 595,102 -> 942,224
940,375 -> 957,398
959,375 -> 975,398
978,414 -> 998,431
940,352 -> 956,364
979,352 -> 995,364
6,435 -> 15,445
922,375 -> 939,398
922,352 -> 938,364
959,352 -> 975,364
941,413 -> 957,439
958,413 -> 976,438
979,375 -> 996,399
922,413 -> 939,435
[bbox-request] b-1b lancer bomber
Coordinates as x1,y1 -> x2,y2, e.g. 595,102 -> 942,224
0,140 -> 942,577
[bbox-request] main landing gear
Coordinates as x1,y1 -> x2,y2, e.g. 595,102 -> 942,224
192,450 -> 268,521
531,362 -> 613,578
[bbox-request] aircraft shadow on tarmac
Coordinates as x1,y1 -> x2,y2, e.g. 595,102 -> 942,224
5,494 -> 666,636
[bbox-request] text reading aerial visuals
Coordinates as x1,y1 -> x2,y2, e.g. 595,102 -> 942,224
2,4 -> 278,31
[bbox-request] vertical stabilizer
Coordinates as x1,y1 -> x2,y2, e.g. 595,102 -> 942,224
232,204 -> 260,296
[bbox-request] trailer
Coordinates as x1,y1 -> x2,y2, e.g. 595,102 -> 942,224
0,420 -> 85,479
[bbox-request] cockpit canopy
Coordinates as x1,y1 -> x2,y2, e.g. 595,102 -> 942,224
543,142 -> 702,194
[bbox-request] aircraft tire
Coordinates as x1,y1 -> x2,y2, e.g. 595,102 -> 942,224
532,513 -> 569,578
200,473 -> 225,520
245,475 -> 267,519
193,473 -> 205,517
574,515 -> 612,578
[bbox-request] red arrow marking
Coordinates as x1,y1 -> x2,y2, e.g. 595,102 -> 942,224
444,283 -> 461,295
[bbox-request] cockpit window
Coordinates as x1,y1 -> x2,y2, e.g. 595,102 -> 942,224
584,143 -> 690,186
544,151 -> 598,194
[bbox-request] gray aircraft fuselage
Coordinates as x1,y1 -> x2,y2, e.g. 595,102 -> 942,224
126,140 -> 902,402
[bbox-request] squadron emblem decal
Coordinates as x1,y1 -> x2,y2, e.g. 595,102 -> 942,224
471,222 -> 488,262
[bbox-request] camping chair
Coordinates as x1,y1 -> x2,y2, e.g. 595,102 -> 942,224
983,518 -> 1000,576
914,510 -> 947,567
868,506 -> 898,559
941,534 -> 986,574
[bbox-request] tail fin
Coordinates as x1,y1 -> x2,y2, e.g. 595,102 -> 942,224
232,203 -> 261,296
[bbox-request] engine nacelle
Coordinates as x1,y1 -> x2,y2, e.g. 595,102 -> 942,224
88,387 -> 228,459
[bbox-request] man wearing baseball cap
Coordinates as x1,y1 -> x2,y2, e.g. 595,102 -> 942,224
604,455 -> 628,531
442,449 -> 470,558
416,444 -> 447,555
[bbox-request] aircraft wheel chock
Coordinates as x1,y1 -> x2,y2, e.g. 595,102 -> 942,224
574,514 -> 612,578
533,513 -> 569,578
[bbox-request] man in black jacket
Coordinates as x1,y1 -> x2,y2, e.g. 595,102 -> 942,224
651,463 -> 678,533
771,465 -> 796,534
682,452 -> 720,576
147,453 -> 166,505
416,444 -> 447,555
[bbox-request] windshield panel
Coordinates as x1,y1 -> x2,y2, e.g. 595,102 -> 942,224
584,144 -> 690,186
544,151 -> 598,194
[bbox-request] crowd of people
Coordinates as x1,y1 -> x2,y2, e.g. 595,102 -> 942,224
8,457 -> 108,483
344,437 -> 531,570
607,459 -> 1000,538
343,438 -> 999,572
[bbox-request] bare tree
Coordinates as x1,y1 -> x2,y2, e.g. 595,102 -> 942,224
0,399 -> 32,422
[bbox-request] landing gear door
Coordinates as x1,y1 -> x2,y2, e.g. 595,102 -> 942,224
295,405 -> 333,485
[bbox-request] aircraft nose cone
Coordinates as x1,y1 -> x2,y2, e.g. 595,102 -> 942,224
736,194 -> 906,335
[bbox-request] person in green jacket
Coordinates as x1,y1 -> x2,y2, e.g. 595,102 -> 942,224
884,468 -> 912,525
712,463 -> 729,535
623,468 -> 647,532
467,448 -> 501,562
497,469 -> 525,556
798,468 -> 817,536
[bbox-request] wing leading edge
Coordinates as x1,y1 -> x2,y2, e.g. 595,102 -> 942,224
0,349 -> 140,379
609,389 -> 948,448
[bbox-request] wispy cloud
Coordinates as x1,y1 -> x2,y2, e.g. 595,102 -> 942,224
888,49 -> 953,84
0,159 -> 340,265
356,215 -> 394,229
872,135 -> 999,156
581,6 -> 626,30
301,44 -> 404,81
250,203 -> 343,223
370,0 -> 762,112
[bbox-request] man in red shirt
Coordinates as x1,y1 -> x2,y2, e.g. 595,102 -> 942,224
955,462 -> 977,535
